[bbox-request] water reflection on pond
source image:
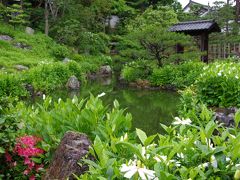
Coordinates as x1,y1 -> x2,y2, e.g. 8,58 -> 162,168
48,77 -> 180,135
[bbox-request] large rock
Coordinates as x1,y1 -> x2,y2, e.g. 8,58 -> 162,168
66,75 -> 80,90
214,107 -> 239,127
14,42 -> 31,50
63,57 -> 71,63
98,65 -> 112,77
14,65 -> 29,71
44,132 -> 91,179
25,27 -> 35,35
0,35 -> 13,41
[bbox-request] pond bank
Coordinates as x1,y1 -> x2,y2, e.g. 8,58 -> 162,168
38,76 -> 180,135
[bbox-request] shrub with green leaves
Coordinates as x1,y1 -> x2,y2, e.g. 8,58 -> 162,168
195,62 -> 240,107
0,73 -> 28,97
121,60 -> 155,82
78,105 -> 240,179
150,61 -> 204,89
16,95 -> 132,159
0,23 -> 71,70
24,61 -> 83,92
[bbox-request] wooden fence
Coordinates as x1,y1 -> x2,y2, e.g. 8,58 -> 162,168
209,43 -> 240,60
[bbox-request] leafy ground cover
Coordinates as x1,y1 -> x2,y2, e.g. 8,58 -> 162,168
121,61 -> 205,89
1,95 -> 240,179
0,24 -> 69,70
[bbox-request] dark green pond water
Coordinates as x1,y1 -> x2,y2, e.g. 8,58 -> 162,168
48,77 -> 180,135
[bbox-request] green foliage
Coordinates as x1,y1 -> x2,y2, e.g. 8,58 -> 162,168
0,23 -> 71,70
6,4 -> 28,28
0,73 -> 28,97
150,61 -> 204,89
78,32 -> 110,55
0,96 -> 22,176
127,6 -> 178,31
195,62 -> 240,107
121,60 -> 154,82
120,6 -> 199,66
24,61 -> 83,92
79,104 -> 240,179
16,95 -> 132,159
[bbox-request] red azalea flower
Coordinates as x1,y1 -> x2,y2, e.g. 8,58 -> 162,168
23,169 -> 30,175
35,164 -> 44,172
29,175 -> 35,180
5,151 -> 12,162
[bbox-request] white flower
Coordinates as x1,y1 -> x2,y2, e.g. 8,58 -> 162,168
206,138 -> 215,150
120,133 -> 128,142
235,75 -> 239,79
177,153 -> 184,159
72,98 -> 76,104
154,155 -> 181,167
154,155 -> 167,162
198,162 -> 209,169
172,117 -> 192,125
210,155 -> 218,168
217,72 -> 222,76
120,160 -> 157,180
42,94 -> 46,100
58,98 -> 62,104
97,92 -> 106,98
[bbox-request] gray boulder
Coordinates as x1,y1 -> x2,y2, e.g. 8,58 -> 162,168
44,131 -> 92,180
99,65 -> 112,76
63,57 -> 71,63
14,65 -> 29,71
214,107 -> 239,127
25,27 -> 35,35
14,42 -> 31,50
66,75 -> 80,90
0,35 -> 13,41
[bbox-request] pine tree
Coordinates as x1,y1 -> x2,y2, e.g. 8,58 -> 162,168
7,4 -> 27,28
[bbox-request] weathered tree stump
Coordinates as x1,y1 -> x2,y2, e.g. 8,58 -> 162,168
44,131 -> 91,180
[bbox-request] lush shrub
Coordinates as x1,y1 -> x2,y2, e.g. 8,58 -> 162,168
195,62 -> 240,107
121,60 -> 154,82
15,95 -> 132,159
79,109 -> 240,179
0,73 -> 28,97
24,61 -> 83,92
150,65 -> 177,87
150,61 -> 204,89
0,23 -> 71,70
78,32 -> 110,55
4,136 -> 46,179
71,54 -> 112,73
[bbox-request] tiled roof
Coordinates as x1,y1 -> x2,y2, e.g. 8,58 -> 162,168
169,20 -> 221,33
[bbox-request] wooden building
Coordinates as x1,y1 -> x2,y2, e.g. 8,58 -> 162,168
169,19 -> 221,62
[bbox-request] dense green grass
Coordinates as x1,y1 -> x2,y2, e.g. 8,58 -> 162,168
0,24 -> 70,70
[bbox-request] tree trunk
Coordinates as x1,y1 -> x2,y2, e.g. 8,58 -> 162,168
226,0 -> 230,35
44,1 -> 49,36
236,0 -> 240,24
156,53 -> 163,67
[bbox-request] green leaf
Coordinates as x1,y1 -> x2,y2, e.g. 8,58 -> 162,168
0,147 -> 5,153
0,118 -> 5,124
136,128 -> 147,145
31,157 -> 42,163
144,134 -> 157,146
205,121 -> 217,138
234,110 -> 240,128
116,141 -> 144,161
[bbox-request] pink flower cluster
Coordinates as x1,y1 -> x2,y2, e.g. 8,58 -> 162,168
5,135 -> 45,180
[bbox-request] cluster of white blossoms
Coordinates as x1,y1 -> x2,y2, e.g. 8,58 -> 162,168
120,160 -> 157,180
172,117 -> 192,126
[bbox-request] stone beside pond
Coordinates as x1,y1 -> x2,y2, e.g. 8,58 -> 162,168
214,107 -> 239,127
44,131 -> 92,180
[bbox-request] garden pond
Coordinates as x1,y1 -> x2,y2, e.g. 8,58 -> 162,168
33,77 -> 180,135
